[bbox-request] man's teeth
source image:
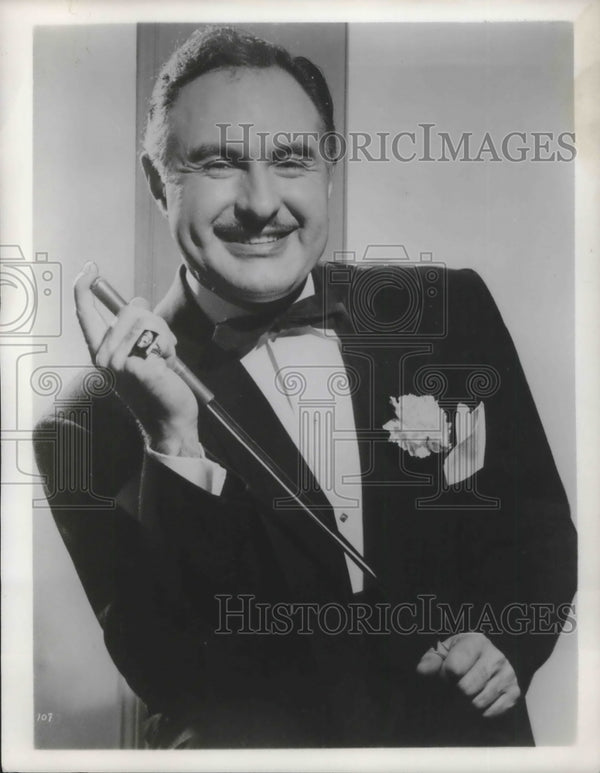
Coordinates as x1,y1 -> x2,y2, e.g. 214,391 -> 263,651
236,234 -> 287,244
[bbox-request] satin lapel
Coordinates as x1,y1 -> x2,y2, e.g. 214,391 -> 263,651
333,337 -> 376,587
340,338 -> 439,597
325,259 -> 439,596
313,263 -> 383,591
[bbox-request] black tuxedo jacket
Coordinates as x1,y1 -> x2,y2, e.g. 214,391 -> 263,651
34,262 -> 577,748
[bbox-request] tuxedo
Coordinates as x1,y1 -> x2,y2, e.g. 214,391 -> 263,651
34,261 -> 577,748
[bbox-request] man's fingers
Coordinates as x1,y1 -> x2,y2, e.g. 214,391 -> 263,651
95,303 -> 174,370
472,674 -> 508,711
439,634 -> 482,681
417,633 -> 492,681
416,637 -> 456,676
481,684 -> 521,719
421,632 -> 522,718
73,261 -> 107,354
456,652 -> 503,697
416,634 -> 521,718
416,649 -> 444,677
470,665 -> 519,711
113,329 -> 175,371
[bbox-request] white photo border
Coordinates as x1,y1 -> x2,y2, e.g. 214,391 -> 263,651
1,1 -> 598,771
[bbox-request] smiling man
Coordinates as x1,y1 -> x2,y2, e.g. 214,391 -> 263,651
143,66 -> 332,304
34,26 -> 577,749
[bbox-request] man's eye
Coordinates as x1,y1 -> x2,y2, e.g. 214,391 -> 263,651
203,159 -> 237,175
274,156 -> 312,174
179,159 -> 235,176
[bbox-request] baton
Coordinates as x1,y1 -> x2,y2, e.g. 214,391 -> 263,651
90,275 -> 378,584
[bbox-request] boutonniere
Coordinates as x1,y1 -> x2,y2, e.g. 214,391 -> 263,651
383,394 -> 486,485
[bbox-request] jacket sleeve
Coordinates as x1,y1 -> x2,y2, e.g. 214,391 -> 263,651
33,384 -> 275,720
451,269 -> 577,694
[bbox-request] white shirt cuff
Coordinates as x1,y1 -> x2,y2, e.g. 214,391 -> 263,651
146,445 -> 227,496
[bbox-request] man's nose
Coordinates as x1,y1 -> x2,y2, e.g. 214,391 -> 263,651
234,163 -> 281,224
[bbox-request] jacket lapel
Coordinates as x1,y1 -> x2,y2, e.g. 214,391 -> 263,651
325,262 -> 442,596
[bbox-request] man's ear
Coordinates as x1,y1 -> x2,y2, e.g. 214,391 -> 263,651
140,153 -> 168,216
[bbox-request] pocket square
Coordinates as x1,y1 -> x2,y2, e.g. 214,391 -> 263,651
443,402 -> 486,486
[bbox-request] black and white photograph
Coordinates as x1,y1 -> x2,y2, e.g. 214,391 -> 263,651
1,1 -> 599,771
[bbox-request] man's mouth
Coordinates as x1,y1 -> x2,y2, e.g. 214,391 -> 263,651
215,227 -> 297,256
215,227 -> 296,244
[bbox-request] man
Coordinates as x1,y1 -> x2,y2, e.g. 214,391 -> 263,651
34,26 -> 577,748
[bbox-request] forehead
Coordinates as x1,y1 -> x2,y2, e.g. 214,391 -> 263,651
167,66 -> 324,147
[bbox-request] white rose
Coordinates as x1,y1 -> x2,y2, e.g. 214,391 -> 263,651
383,393 -> 452,458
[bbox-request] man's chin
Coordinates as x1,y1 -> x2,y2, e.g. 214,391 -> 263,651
225,280 -> 302,305
221,264 -> 313,304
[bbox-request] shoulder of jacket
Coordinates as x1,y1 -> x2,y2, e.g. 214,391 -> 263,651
320,260 -> 485,288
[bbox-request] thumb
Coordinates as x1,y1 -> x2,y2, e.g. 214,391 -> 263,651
130,296 -> 151,310
416,637 -> 454,677
73,261 -> 106,354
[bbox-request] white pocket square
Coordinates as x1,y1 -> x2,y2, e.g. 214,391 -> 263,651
443,402 -> 486,486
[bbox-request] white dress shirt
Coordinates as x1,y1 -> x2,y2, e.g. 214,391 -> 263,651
148,269 -> 365,593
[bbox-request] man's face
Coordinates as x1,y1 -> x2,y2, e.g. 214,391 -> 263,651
155,66 -> 332,304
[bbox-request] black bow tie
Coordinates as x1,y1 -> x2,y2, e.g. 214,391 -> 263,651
211,293 -> 351,358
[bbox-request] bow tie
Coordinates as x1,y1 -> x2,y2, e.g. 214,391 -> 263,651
211,293 -> 351,358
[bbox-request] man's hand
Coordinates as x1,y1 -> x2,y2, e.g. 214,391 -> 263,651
416,632 -> 521,718
74,261 -> 200,455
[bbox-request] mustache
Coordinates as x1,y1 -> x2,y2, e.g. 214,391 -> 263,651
213,220 -> 299,241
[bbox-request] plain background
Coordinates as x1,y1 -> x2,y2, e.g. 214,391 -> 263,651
32,22 -> 576,747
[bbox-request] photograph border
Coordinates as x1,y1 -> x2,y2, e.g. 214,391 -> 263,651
1,1 -> 598,771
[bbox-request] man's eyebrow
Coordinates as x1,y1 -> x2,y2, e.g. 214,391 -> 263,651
185,143 -> 244,163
